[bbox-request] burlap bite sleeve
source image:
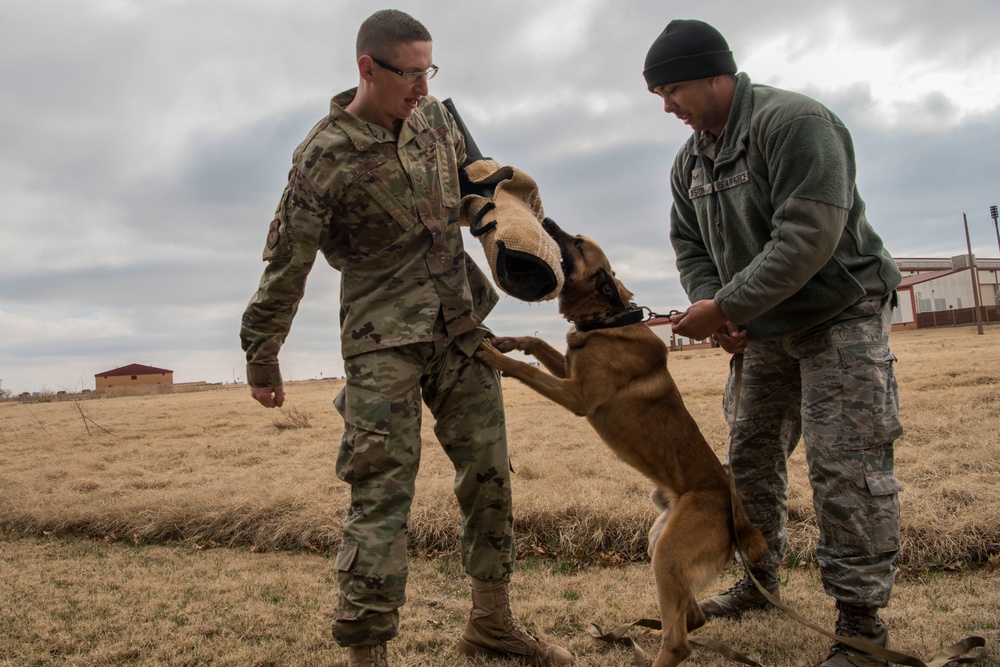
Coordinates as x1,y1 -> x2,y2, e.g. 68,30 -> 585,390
458,158 -> 564,302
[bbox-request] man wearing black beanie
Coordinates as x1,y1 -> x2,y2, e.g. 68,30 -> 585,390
647,18 -> 903,667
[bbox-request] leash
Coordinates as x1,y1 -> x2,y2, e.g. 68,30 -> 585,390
641,307 -> 685,321
726,354 -> 985,666
568,304 -> 683,332
588,350 -> 987,666
588,618 -> 764,667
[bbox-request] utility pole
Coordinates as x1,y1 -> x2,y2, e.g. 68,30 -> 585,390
992,205 -> 1000,315
963,213 -> 984,335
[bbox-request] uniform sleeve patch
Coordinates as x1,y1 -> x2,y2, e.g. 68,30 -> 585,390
266,219 -> 281,249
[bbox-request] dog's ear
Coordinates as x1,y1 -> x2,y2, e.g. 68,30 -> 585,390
596,268 -> 626,309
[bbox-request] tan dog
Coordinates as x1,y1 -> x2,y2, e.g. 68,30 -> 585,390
475,219 -> 768,667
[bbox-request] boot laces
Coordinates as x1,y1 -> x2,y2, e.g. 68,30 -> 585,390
722,576 -> 757,597
497,587 -> 530,636
363,644 -> 387,666
828,615 -> 862,656
836,610 -> 865,638
828,605 -> 882,660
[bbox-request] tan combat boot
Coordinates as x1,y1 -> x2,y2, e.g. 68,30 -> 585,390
698,569 -> 780,620
347,642 -> 388,667
819,601 -> 888,667
458,578 -> 575,666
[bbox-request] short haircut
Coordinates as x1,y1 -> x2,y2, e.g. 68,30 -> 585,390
356,9 -> 432,60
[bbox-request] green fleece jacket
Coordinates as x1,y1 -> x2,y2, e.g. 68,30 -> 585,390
669,73 -> 901,340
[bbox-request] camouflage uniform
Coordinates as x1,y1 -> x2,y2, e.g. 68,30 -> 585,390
668,73 -> 904,607
723,298 -> 902,606
240,90 -> 513,645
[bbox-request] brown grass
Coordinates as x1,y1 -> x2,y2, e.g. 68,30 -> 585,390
0,535 -> 996,667
0,325 -> 998,665
2,326 -> 998,567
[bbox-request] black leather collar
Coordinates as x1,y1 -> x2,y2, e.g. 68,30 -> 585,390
570,303 -> 647,332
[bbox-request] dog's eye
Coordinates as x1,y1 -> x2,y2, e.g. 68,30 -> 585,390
573,238 -> 583,249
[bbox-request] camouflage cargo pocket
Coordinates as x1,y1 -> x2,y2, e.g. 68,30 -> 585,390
813,445 -> 901,555
353,177 -> 418,255
334,539 -> 362,615
334,385 -> 391,484
863,465 -> 903,553
335,533 -> 408,611
838,343 -> 902,450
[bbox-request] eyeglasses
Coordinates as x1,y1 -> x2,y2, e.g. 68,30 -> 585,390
371,57 -> 438,83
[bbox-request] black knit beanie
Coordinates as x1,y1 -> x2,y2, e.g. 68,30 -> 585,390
643,19 -> 737,91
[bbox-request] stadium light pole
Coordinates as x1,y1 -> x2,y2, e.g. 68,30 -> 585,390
991,205 -> 999,256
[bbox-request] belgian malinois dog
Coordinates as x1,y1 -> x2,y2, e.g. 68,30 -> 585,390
474,219 -> 768,667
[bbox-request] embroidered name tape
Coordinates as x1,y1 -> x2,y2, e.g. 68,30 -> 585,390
689,171 -> 750,199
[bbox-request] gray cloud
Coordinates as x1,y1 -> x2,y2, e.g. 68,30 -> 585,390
2,0 -> 999,394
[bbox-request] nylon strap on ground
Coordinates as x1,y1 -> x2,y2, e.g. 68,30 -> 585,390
587,353 -> 987,666
727,353 -> 987,667
588,619 -> 763,666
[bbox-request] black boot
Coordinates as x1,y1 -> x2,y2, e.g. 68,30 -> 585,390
819,601 -> 888,667
698,569 -> 780,620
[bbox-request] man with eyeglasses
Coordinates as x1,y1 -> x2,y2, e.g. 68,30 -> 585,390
240,9 -> 574,667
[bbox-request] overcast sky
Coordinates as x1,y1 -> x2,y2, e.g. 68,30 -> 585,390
2,0 -> 1000,394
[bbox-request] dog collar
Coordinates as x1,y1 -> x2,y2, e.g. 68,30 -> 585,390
570,303 -> 647,332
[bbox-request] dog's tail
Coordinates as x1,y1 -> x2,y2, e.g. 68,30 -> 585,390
731,498 -> 768,566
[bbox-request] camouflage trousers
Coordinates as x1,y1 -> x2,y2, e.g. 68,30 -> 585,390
723,298 -> 902,608
330,325 -> 515,647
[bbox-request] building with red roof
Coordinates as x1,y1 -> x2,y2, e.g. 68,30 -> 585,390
94,363 -> 174,392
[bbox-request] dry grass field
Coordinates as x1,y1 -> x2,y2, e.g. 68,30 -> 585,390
1,324 -> 998,666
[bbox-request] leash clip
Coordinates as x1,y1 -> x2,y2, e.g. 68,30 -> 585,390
641,307 -> 685,321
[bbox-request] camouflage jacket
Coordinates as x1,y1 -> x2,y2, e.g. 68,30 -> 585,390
240,90 -> 499,387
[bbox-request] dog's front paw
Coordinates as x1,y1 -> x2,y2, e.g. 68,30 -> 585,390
490,336 -> 519,353
475,339 -> 505,367
491,336 -> 534,355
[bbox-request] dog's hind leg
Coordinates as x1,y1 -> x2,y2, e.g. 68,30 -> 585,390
686,595 -> 706,632
647,508 -> 670,559
651,493 -> 733,667
651,544 -> 694,667
647,487 -> 677,559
